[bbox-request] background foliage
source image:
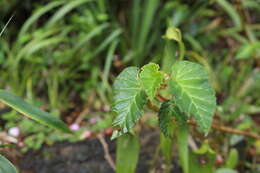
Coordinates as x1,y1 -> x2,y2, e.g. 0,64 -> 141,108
0,0 -> 260,172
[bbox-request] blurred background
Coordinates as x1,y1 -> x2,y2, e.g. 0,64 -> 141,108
0,0 -> 260,172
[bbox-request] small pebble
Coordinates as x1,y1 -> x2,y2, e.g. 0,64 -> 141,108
80,130 -> 92,139
8,127 -> 20,137
215,154 -> 223,165
69,123 -> 80,131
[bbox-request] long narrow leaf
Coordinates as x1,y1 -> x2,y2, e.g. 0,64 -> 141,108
0,90 -> 71,133
0,154 -> 17,173
18,1 -> 65,37
46,0 -> 92,28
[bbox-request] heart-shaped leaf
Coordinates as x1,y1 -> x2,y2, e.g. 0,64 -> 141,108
170,61 -> 216,134
112,67 -> 147,134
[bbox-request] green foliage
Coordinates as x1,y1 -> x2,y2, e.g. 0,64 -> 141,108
189,141 -> 216,173
112,57 -> 217,173
215,168 -> 238,173
116,134 -> 140,173
225,149 -> 239,169
140,63 -> 164,101
0,90 -> 70,133
113,60 -> 216,137
176,123 -> 189,173
159,134 -> 173,165
165,27 -> 182,42
158,100 -> 187,138
1,0 -> 260,172
236,42 -> 260,59
170,61 -> 216,134
112,67 -> 147,134
189,151 -> 216,173
0,154 -> 17,173
158,101 -> 176,138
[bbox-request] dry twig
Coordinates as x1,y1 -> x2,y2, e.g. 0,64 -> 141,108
148,102 -> 260,140
97,134 -> 116,170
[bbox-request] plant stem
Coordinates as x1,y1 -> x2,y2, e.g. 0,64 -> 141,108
178,41 -> 185,61
147,101 -> 260,140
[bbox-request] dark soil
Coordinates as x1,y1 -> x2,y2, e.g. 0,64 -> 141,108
19,139 -> 115,173
17,131 -> 182,173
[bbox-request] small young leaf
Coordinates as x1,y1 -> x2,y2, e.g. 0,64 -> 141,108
0,90 -> 71,133
111,130 -> 124,140
112,67 -> 147,134
158,100 -> 185,138
170,61 -> 216,134
140,63 -> 164,101
225,149 -> 238,169
158,101 -> 175,138
0,154 -> 18,173
165,27 -> 182,42
195,140 -> 215,155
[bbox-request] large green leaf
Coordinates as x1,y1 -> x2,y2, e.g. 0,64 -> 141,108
116,134 -> 140,173
0,90 -> 71,133
112,67 -> 147,133
0,154 -> 17,173
140,63 -> 164,101
170,61 -> 216,134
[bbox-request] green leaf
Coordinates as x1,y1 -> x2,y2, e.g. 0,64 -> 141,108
235,42 -> 260,59
158,101 -> 175,138
112,67 -> 147,134
236,43 -> 255,59
225,149 -> 238,169
140,63 -> 164,101
189,151 -> 216,173
170,61 -> 216,134
215,168 -> 238,173
195,140 -> 215,155
116,134 -> 140,173
0,90 -> 71,133
111,130 -> 124,140
165,27 -> 182,42
158,100 -> 187,138
0,154 -> 17,173
176,123 -> 189,173
160,133 -> 173,164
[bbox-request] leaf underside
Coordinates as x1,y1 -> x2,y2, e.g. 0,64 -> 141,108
170,61 -> 216,134
140,63 -> 164,101
112,67 -> 147,133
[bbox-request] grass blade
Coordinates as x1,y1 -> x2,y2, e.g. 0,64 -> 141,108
0,154 -> 17,173
0,90 -> 71,133
216,0 -> 242,29
46,0 -> 92,28
18,1 -> 65,38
